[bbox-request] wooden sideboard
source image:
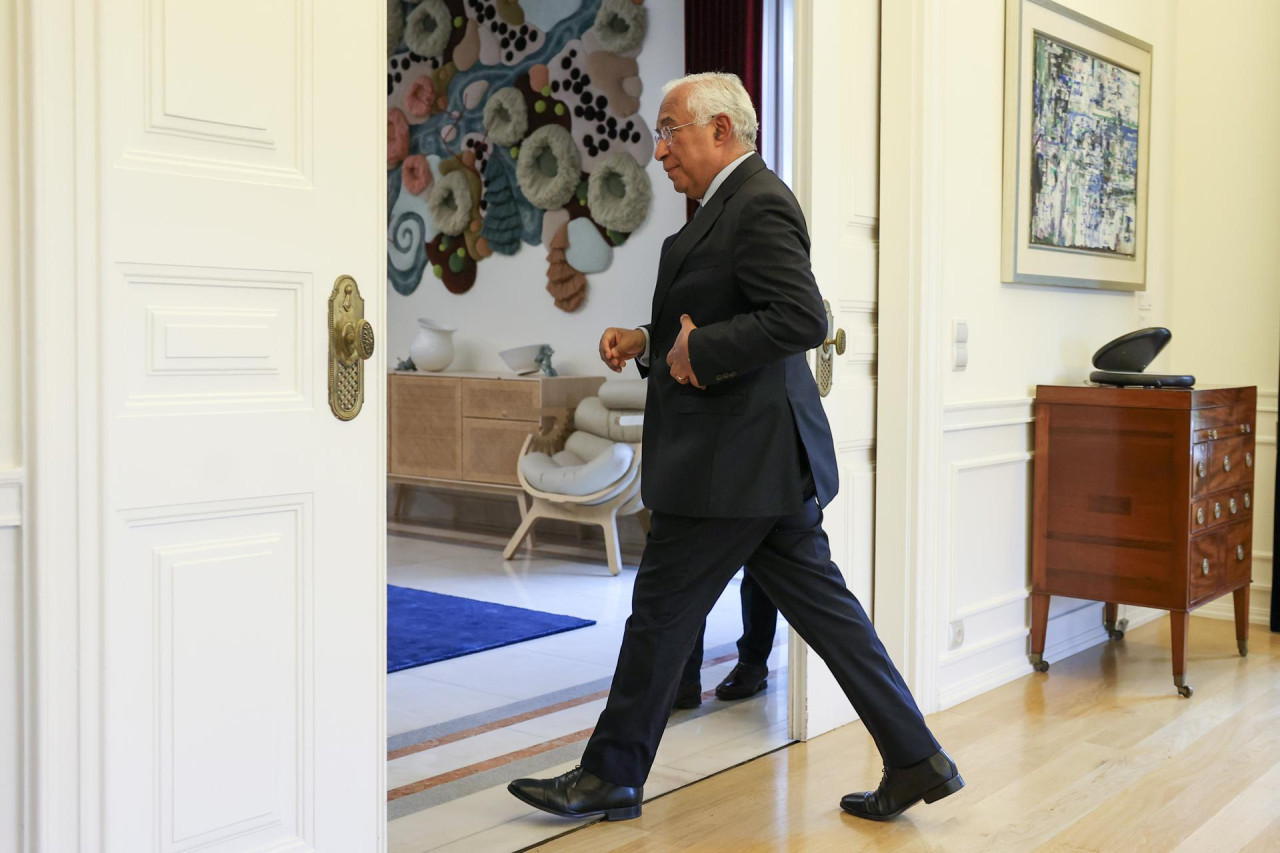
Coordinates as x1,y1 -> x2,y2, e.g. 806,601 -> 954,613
1030,384 -> 1257,697
388,370 -> 604,515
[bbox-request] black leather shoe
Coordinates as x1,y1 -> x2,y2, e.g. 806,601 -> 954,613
508,765 -> 642,821
840,750 -> 963,821
714,661 -> 768,700
673,681 -> 703,710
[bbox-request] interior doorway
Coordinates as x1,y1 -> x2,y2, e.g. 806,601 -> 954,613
380,3 -> 804,851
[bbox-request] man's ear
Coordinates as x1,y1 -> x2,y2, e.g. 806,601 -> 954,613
713,114 -> 733,144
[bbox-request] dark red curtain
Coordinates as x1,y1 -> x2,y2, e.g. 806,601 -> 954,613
683,0 -> 765,218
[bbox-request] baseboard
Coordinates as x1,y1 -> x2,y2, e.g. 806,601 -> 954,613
1193,584 -> 1273,626
936,602 -> 1166,710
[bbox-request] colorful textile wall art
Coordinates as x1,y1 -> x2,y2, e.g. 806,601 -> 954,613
387,0 -> 654,312
1029,35 -> 1140,257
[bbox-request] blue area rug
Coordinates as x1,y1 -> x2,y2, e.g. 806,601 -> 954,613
387,585 -> 596,673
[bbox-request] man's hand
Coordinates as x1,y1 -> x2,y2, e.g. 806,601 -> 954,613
599,327 -> 647,373
666,314 -> 703,389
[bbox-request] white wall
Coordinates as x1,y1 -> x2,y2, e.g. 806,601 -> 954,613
1,0 -> 24,848
385,2 -> 686,378
935,0 -> 1177,708
1166,0 -> 1279,625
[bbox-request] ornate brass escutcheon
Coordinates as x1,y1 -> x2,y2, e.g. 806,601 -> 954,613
328,275 -> 375,421
815,299 -> 847,398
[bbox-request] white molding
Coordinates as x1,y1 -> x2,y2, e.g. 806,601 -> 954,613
955,585 -> 1030,621
23,0 -> 104,848
875,0 -> 945,714
937,605 -> 1164,709
1195,584 -> 1274,626
942,396 -> 1035,433
946,451 -> 1033,627
0,471 -> 22,528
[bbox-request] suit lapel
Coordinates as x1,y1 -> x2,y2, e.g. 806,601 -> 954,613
651,155 -> 767,325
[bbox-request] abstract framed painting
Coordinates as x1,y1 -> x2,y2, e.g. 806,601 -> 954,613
1001,0 -> 1152,291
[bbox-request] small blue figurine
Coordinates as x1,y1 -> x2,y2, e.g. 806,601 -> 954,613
535,345 -> 557,377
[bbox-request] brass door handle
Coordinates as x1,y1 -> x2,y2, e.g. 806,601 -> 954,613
815,299 -> 845,397
329,274 -> 374,420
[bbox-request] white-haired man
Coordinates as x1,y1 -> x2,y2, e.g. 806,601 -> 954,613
509,72 -> 962,823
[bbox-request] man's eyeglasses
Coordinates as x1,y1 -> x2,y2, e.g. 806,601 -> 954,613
652,119 -> 706,145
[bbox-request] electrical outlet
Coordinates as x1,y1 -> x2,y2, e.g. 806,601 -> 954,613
949,620 -> 965,649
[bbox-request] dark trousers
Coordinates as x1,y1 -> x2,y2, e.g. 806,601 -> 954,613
680,571 -> 778,687
581,496 -> 941,788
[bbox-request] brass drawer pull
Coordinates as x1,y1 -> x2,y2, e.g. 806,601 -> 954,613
1244,492 -> 1251,509
1196,507 -> 1205,524
1214,502 -> 1221,519
1229,498 -> 1237,514
1237,545 -> 1246,561
1242,423 -> 1251,434
1245,451 -> 1253,468
1197,461 -> 1206,478
1201,558 -> 1210,576
1209,428 -> 1218,440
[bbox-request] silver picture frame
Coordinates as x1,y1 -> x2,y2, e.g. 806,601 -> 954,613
1001,0 -> 1153,291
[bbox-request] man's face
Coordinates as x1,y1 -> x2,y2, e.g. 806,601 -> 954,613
653,86 -> 721,200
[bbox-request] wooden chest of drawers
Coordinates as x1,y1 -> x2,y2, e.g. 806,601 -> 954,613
388,370 -> 603,495
1030,384 -> 1257,697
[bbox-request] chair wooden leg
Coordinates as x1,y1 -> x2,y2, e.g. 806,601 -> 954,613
601,510 -> 622,576
503,504 -> 540,560
1233,585 -> 1250,657
515,493 -> 538,548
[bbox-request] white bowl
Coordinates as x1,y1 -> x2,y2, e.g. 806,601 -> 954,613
499,344 -> 547,375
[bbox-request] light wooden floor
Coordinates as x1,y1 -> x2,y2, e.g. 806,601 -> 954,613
532,616 -> 1280,852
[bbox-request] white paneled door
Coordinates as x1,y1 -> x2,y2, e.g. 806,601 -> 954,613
789,0 -> 881,739
30,1 -> 385,850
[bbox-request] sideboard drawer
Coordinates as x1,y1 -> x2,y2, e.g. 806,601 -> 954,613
1203,435 -> 1256,495
1192,403 -> 1255,442
1189,522 -> 1252,604
463,379 -> 542,421
1190,486 -> 1254,533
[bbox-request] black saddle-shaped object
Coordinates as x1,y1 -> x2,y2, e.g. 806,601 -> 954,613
1089,327 -> 1195,388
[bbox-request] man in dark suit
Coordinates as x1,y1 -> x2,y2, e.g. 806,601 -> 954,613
509,72 -> 962,823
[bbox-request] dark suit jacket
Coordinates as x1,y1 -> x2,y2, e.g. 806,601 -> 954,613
636,154 -> 839,517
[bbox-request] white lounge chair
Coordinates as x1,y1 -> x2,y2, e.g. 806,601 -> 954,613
503,379 -> 646,576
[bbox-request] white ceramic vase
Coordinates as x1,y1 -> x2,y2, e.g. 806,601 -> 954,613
409,318 -> 456,371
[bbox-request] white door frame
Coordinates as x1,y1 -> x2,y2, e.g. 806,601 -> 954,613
874,0 -> 945,716
785,0 -> 943,733
17,0 -> 104,847
15,2 -> 390,850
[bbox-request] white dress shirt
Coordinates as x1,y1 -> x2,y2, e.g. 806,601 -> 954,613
637,151 -> 755,365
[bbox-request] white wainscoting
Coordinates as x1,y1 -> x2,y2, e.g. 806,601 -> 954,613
935,400 -> 1166,710
0,468 -> 25,853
